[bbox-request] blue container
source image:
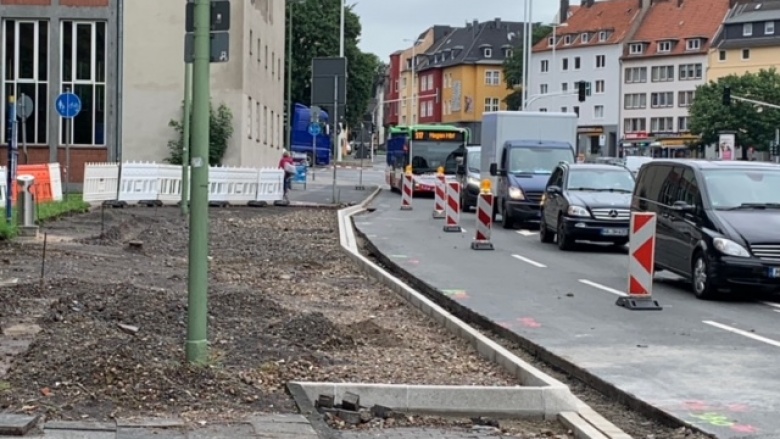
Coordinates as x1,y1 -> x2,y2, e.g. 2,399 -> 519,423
293,164 -> 307,189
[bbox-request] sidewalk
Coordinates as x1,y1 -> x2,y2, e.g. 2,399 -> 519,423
286,184 -> 378,206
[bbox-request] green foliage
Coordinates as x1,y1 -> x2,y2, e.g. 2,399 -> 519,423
286,0 -> 381,128
166,102 -> 234,166
689,68 -> 780,148
503,24 -> 553,110
0,194 -> 90,240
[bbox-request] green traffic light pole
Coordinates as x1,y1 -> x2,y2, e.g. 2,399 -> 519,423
286,1 -> 294,150
187,0 -> 211,365
181,63 -> 192,216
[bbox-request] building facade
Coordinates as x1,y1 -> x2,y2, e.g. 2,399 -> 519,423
384,51 -> 401,127
529,0 -> 648,157
620,0 -> 730,156
0,0 -> 284,185
414,61 -> 443,124
708,0 -> 780,81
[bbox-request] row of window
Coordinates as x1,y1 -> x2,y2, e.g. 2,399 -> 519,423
540,55 -> 606,73
538,105 -> 604,119
717,48 -> 752,61
248,30 -> 282,82
538,80 -> 605,95
2,19 -> 106,147
246,96 -> 281,148
548,30 -> 612,47
623,91 -> 695,109
628,38 -> 702,55
623,116 -> 690,133
742,21 -> 774,37
624,63 -> 703,83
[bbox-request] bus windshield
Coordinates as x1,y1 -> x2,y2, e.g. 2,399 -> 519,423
410,141 -> 463,173
508,147 -> 574,175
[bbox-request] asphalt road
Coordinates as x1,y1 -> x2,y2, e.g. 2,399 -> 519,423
354,191 -> 780,439
287,156 -> 385,205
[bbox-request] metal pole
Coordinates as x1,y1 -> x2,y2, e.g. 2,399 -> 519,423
286,1 -> 294,150
182,63 -> 192,216
521,0 -> 529,111
6,95 -> 16,223
551,26 -> 556,93
186,0 -> 211,365
311,133 -> 316,180
20,94 -> 27,164
332,76 -> 339,203
65,118 -> 71,197
339,0 -> 345,57
526,1 -> 534,112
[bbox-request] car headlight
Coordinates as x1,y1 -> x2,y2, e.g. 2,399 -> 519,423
508,187 -> 525,200
713,237 -> 750,257
467,177 -> 480,187
567,205 -> 590,217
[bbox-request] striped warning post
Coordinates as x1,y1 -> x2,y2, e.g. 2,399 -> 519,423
471,191 -> 494,250
400,173 -> 413,210
443,181 -> 462,232
432,173 -> 445,219
616,212 -> 662,310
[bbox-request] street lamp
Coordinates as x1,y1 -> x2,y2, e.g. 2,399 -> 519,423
286,0 -> 305,150
403,38 -> 423,126
522,0 -> 533,110
551,22 -> 568,90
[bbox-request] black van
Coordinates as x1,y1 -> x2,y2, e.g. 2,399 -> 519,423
632,159 -> 780,299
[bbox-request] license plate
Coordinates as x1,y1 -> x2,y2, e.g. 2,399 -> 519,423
601,228 -> 628,237
769,267 -> 780,278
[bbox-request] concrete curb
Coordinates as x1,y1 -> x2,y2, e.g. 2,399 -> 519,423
335,202 -> 633,439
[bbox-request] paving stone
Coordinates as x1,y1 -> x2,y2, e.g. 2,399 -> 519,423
250,420 -> 316,436
117,428 -> 186,439
249,414 -> 309,424
187,424 -> 255,439
116,419 -> 184,429
42,431 -> 115,439
256,434 -> 317,439
0,413 -> 40,435
45,422 -> 116,431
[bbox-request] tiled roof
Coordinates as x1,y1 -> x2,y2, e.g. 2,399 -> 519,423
625,0 -> 731,58
726,0 -> 780,23
532,0 -> 643,53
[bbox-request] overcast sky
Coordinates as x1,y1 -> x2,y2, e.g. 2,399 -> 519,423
352,1 -> 567,61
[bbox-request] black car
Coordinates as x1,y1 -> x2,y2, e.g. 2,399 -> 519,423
457,146 -> 481,212
540,163 -> 635,250
633,159 -> 780,299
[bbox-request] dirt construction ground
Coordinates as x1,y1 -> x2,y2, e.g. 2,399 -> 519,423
0,205 -> 577,436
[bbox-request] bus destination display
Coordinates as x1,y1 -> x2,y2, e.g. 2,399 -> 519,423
413,130 -> 464,142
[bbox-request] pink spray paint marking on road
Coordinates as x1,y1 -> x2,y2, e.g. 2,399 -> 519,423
518,317 -> 542,328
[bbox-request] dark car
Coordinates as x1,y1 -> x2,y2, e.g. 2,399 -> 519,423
540,163 -> 635,250
633,159 -> 780,299
457,146 -> 481,211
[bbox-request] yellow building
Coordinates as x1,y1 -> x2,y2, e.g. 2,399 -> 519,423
707,4 -> 780,81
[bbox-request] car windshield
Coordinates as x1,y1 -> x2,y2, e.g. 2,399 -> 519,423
566,168 -> 635,192
467,150 -> 481,173
508,147 -> 574,175
703,169 -> 780,209
410,141 -> 462,173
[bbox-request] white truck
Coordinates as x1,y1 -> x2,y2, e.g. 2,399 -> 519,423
479,111 -> 578,228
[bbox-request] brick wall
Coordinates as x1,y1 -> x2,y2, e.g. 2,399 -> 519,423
0,0 -> 51,5
0,0 -> 108,4
0,146 -> 108,183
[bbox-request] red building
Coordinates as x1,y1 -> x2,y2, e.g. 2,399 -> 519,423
415,68 -> 442,124
383,51 -> 402,127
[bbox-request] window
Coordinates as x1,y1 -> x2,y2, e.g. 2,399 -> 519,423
278,58 -> 281,80
484,48 -> 492,58
249,30 -> 253,56
624,67 -> 647,83
599,31 -> 607,41
427,101 -> 433,116
686,39 -> 700,50
277,113 -> 281,148
679,63 -> 702,80
539,108 -> 548,112
562,58 -> 569,70
561,106 -> 568,113
504,48 -> 513,57
263,106 -> 268,144
651,92 -> 674,108
271,51 -> 275,76
255,102 -> 260,142
658,41 -> 672,52
574,57 -> 581,69
270,110 -> 275,147
485,70 -> 500,85
651,65 -> 674,82
484,97 -> 500,112
596,55 -> 606,68
678,116 -> 690,132
742,49 -> 751,60
401,77 -> 407,89
420,101 -> 427,117
719,50 -> 727,61
247,97 -> 252,138
540,84 -> 548,94
766,21 -> 775,34
60,21 -> 106,146
595,80 -> 605,94
264,45 -> 268,69
678,90 -> 695,107
624,93 -> 647,109
564,35 -> 572,45
257,38 -> 261,62
629,43 -> 644,54
540,60 -> 549,73
1,20 -> 49,145
743,23 -> 753,36
581,33 -> 589,43
561,82 -> 568,92
650,117 -> 674,132
548,37 -> 554,46
573,106 -> 580,117
594,105 -> 604,119
623,118 -> 646,133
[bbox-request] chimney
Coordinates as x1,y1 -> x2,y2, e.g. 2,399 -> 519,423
559,0 -> 570,23
639,0 -> 651,10
473,19 -> 479,28
494,17 -> 501,28
584,0 -> 594,7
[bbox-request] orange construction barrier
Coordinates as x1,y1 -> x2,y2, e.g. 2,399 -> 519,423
12,164 -> 53,203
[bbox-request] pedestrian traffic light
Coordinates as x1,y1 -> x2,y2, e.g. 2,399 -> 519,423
723,86 -> 731,106
577,81 -> 587,102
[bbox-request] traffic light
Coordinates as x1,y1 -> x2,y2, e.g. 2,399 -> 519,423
723,86 -> 731,106
577,81 -> 587,102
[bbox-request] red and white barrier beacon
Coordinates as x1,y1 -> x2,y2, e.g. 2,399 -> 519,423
616,212 -> 663,310
471,179 -> 494,250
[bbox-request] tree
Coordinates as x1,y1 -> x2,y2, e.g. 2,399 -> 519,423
286,0 -> 380,128
503,24 -> 552,110
166,102 -> 234,166
689,68 -> 780,149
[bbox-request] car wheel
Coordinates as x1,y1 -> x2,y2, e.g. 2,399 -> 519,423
692,252 -> 718,300
501,203 -> 514,229
539,212 -> 554,243
557,216 -> 574,250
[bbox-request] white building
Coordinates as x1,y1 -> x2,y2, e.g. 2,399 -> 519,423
528,0 -> 647,157
618,0 -> 731,157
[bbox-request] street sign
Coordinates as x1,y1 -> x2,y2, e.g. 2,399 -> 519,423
16,94 -> 34,120
311,57 -> 347,112
186,0 -> 231,32
56,92 -> 81,119
184,32 -> 230,63
308,123 -> 321,136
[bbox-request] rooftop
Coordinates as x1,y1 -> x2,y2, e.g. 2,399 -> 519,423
725,0 -> 780,23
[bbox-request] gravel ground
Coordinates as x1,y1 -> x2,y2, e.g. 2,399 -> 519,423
0,206 -> 564,437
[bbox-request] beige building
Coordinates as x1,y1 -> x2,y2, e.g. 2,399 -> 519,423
397,27 -> 443,125
123,0 -> 285,168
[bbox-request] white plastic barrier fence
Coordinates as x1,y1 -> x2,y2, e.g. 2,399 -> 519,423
82,162 -> 284,205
